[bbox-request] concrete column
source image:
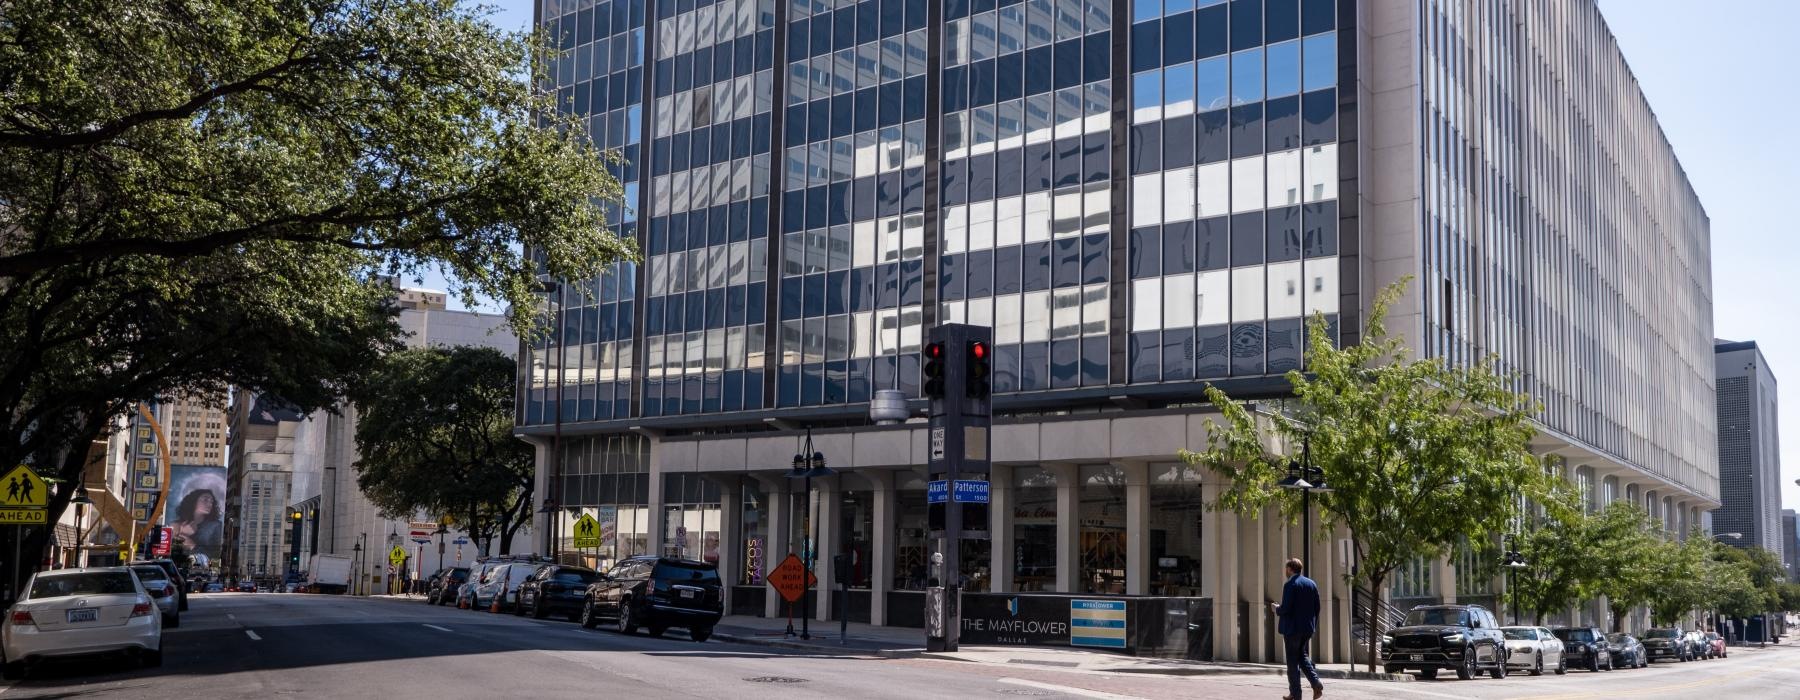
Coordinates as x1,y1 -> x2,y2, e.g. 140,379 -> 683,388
1122,462 -> 1152,595
646,470 -> 667,559
1315,526 -> 1337,663
1431,555 -> 1456,604
713,476 -> 743,614
988,463 -> 1015,594
759,475 -> 791,619
1204,481 -> 1240,661
1050,463 -> 1081,593
1240,507 -> 1268,662
532,441 -> 552,556
1260,504 -> 1286,663
813,476 -> 840,622
868,469 -> 895,626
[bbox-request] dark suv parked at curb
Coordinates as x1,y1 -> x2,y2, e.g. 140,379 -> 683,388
1639,627 -> 1690,662
580,556 -> 723,642
516,565 -> 600,621
427,567 -> 469,606
1381,604 -> 1510,680
1551,626 -> 1614,671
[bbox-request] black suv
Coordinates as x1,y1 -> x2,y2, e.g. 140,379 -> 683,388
580,556 -> 723,642
516,565 -> 600,621
1381,604 -> 1510,680
1551,626 -> 1615,671
426,567 -> 470,606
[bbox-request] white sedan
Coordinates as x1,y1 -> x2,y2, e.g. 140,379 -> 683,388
3,567 -> 163,678
1500,625 -> 1566,675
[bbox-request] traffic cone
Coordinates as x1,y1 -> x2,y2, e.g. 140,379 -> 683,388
490,583 -> 504,613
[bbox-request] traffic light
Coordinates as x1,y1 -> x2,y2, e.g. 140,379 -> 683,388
965,340 -> 990,398
923,341 -> 947,398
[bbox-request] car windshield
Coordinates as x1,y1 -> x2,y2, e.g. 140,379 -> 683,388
30,572 -> 137,599
1402,608 -> 1464,627
1556,629 -> 1597,642
1606,634 -> 1630,644
448,569 -> 469,580
554,569 -> 599,585
131,566 -> 167,582
1502,629 -> 1536,640
653,562 -> 720,583
1642,629 -> 1678,639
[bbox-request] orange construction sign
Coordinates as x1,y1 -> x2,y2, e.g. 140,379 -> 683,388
765,553 -> 816,603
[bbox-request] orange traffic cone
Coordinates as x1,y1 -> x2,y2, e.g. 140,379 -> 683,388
490,583 -> 505,613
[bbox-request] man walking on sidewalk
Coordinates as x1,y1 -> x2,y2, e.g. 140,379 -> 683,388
1270,557 -> 1322,700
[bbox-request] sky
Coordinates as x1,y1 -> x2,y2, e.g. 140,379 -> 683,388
441,0 -> 1800,515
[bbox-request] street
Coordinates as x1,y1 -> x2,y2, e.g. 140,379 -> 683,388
0,593 -> 1796,699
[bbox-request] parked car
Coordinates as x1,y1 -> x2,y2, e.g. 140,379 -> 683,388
131,559 -> 187,612
1704,631 -> 1728,658
472,562 -> 546,613
1500,626 -> 1565,675
455,560 -> 509,609
1639,627 -> 1691,662
238,582 -> 256,593
2,567 -> 162,678
128,564 -> 180,628
580,556 -> 723,642
204,582 -> 224,593
427,567 -> 470,606
516,565 -> 601,621
1683,630 -> 1710,660
1605,633 -> 1646,668
1551,626 -> 1614,672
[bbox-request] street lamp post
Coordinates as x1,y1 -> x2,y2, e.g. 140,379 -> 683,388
785,427 -> 835,641
1502,535 -> 1528,625
435,520 -> 449,579
1275,435 -> 1331,573
351,541 -> 363,596
69,490 -> 93,568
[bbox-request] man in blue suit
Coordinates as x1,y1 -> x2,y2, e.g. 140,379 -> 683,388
1270,557 -> 1322,700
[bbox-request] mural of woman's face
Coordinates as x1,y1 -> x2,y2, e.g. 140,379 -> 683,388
197,491 -> 216,517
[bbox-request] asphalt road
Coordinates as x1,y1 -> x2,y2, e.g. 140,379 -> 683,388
0,593 -> 1794,699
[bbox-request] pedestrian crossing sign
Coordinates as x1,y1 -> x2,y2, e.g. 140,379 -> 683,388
572,513 -> 600,549
0,464 -> 47,509
388,546 -> 407,568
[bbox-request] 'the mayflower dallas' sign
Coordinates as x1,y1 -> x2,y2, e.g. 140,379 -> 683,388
960,594 -> 1074,646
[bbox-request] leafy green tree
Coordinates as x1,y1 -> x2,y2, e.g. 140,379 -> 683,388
1508,491 -> 1594,625
0,0 -> 627,579
1581,503 -> 1662,632
349,346 -> 533,555
1647,534 -> 1716,626
1181,281 -> 1555,671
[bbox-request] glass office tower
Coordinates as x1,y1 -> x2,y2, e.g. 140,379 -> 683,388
522,0 -> 1718,663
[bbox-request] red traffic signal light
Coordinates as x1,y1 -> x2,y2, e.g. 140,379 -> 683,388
923,341 -> 947,398
965,341 -> 990,398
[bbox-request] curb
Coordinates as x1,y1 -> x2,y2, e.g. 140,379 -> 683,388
1108,665 -> 1411,682
710,631 -> 927,659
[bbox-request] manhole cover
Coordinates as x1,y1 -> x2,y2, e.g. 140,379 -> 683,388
744,677 -> 809,684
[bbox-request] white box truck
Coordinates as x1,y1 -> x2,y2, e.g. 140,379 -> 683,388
306,554 -> 352,594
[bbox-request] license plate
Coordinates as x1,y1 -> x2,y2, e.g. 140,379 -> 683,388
66,608 -> 98,623
1409,654 -> 1422,661
679,589 -> 695,599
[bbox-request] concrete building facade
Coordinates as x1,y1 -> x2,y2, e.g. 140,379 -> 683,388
1712,340 -> 1781,559
156,392 -> 229,467
519,0 -> 1717,661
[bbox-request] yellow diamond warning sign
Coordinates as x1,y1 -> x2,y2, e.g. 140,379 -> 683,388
0,465 -> 47,509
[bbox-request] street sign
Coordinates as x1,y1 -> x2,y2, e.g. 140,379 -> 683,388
952,480 -> 989,504
0,464 -> 48,525
765,553 -> 815,603
410,538 -> 431,545
930,427 -> 945,461
928,480 -> 947,504
571,513 -> 601,549
388,546 -> 407,569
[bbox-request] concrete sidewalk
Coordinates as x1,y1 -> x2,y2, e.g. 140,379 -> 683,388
710,615 -> 1409,681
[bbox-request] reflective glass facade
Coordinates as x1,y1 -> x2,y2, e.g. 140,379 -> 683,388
523,0 -> 1355,429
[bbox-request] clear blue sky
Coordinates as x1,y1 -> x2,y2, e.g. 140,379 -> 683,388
445,0 -> 1800,514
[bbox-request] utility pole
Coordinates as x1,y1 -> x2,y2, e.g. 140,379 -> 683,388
923,324 -> 992,653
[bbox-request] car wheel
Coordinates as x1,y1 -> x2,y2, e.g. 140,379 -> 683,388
691,626 -> 712,642
2,660 -> 25,680
532,599 -> 548,620
1530,651 -> 1543,676
1587,655 -> 1600,672
1418,668 -> 1438,680
1490,656 -> 1507,680
142,648 -> 163,669
1457,650 -> 1476,680
580,601 -> 599,629
616,601 -> 638,635
1554,655 -> 1567,675
1604,654 -> 1614,671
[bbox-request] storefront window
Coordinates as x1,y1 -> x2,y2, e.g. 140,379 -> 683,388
662,473 -> 722,564
740,479 -> 767,585
1149,463 -> 1205,596
838,488 -> 874,588
1011,466 -> 1058,591
1079,465 -> 1126,594
894,474 -> 929,590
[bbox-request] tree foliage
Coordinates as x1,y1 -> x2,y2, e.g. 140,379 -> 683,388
0,0 -> 627,578
1181,280 -> 1554,671
349,346 -> 533,555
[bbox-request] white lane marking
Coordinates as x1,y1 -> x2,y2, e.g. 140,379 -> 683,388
227,614 -> 236,620
244,630 -> 261,641
423,624 -> 453,632
996,678 -> 1148,700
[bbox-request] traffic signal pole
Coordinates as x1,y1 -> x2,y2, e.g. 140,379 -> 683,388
923,324 -> 992,653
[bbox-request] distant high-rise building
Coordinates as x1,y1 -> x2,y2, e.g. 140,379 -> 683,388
1713,340 -> 1781,560
1783,509 -> 1797,580
156,391 -> 229,466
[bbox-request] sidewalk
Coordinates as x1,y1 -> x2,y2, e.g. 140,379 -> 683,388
711,615 -> 1408,682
